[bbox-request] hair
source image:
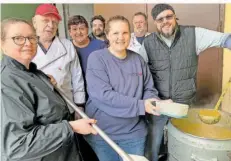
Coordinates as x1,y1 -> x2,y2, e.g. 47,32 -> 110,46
68,15 -> 89,30
104,15 -> 130,35
1,18 -> 35,41
133,12 -> 147,21
90,15 -> 106,28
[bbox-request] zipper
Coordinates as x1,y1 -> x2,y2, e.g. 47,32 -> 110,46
169,48 -> 172,98
156,33 -> 177,99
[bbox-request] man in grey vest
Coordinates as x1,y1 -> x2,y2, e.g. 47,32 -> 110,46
143,4 -> 231,161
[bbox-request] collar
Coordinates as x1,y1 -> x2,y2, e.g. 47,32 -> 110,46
156,25 -> 181,47
32,36 -> 67,69
131,32 -> 150,38
1,55 -> 37,72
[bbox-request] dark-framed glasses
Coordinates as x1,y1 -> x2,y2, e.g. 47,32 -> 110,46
155,14 -> 175,24
10,36 -> 38,46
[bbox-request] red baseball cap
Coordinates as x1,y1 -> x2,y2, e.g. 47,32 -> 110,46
35,4 -> 62,21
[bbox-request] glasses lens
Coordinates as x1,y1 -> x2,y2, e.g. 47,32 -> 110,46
28,37 -> 38,44
166,15 -> 174,20
13,36 -> 25,45
156,14 -> 174,23
156,18 -> 164,23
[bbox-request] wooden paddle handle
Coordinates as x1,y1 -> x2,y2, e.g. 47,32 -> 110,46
214,78 -> 231,110
55,86 -> 134,161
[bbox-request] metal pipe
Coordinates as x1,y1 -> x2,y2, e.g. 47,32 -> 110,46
55,87 -> 134,161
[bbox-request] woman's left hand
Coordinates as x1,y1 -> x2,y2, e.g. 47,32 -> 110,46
47,74 -> 57,86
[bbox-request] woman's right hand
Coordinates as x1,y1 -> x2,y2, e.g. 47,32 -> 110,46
69,119 -> 97,135
144,98 -> 160,116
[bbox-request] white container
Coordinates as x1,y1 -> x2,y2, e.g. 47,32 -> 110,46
167,108 -> 231,161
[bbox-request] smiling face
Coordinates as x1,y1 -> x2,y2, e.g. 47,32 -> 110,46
92,19 -> 105,37
69,23 -> 89,45
154,9 -> 177,38
1,22 -> 38,64
33,14 -> 59,41
106,20 -> 131,53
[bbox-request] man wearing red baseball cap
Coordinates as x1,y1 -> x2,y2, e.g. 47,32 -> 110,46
33,4 -> 62,41
32,4 -> 86,120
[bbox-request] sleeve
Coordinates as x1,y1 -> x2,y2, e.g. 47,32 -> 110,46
69,44 -> 86,104
195,27 -> 231,55
86,53 -> 145,118
224,34 -> 231,49
141,59 -> 159,100
1,86 -> 74,160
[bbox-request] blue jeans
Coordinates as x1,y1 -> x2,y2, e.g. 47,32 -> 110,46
145,115 -> 169,161
86,137 -> 146,161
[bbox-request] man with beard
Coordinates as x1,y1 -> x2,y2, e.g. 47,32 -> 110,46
89,15 -> 107,42
127,12 -> 150,61
143,3 -> 231,161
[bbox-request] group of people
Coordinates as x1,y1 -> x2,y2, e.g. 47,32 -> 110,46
1,3 -> 231,161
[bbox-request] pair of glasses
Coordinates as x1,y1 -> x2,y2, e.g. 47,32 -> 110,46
42,19 -> 59,27
9,36 -> 38,46
134,21 -> 145,25
155,14 -> 175,23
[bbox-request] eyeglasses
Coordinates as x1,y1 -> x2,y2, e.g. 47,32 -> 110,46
42,19 -> 59,27
155,14 -> 175,24
8,36 -> 38,46
134,21 -> 145,25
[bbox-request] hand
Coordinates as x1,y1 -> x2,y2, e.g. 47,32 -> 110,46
47,74 -> 57,86
74,107 -> 84,120
69,119 -> 97,135
144,98 -> 160,116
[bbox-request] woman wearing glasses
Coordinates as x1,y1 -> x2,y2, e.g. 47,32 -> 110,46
1,18 -> 97,161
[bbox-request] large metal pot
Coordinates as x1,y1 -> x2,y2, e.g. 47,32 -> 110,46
167,108 -> 231,161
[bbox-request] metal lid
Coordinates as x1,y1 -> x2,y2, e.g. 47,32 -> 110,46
170,108 -> 231,140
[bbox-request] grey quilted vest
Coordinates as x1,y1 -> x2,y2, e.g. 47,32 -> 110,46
144,26 -> 198,104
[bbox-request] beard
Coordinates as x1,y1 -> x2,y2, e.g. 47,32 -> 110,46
93,29 -> 104,37
158,22 -> 177,38
135,27 -> 146,34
